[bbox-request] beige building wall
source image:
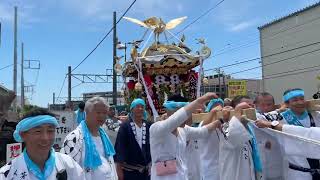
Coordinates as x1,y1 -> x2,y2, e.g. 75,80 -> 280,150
259,4 -> 320,104
203,77 -> 262,98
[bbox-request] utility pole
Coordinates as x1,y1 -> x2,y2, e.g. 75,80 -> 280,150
217,68 -> 221,97
21,42 -> 24,107
53,93 -> 55,105
124,43 -> 127,62
112,11 -> 117,106
0,22 -> 2,47
13,6 -> 18,110
68,66 -> 71,104
223,72 -> 226,98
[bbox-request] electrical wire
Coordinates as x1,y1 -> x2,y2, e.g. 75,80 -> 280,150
0,64 -> 14,71
263,66 -> 320,80
56,75 -> 67,102
211,14 -> 320,58
205,40 -> 320,72
174,0 -> 225,35
229,45 -> 320,75
71,0 -> 137,72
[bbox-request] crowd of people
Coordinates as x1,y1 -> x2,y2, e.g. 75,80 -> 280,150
0,87 -> 320,180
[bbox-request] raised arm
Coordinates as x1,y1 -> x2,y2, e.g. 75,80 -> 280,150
184,120 -> 222,140
223,102 -> 252,149
150,93 -> 218,136
255,120 -> 320,158
150,107 -> 189,136
224,116 -> 251,148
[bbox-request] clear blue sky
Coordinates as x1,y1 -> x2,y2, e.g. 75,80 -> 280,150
0,0 -> 319,107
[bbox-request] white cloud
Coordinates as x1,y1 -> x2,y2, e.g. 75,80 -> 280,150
60,0 -> 185,22
229,21 -> 255,32
61,0 -> 116,21
0,0 -> 186,31
212,0 -> 257,32
0,1 -> 43,27
0,3 -> 14,22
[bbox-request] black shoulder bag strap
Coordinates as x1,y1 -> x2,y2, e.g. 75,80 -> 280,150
307,112 -> 320,180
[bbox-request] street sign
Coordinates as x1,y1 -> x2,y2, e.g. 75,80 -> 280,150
228,80 -> 247,98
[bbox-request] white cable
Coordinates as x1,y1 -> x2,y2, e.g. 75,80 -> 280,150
166,29 -> 185,44
197,57 -> 203,98
134,63 -> 159,121
140,31 -> 154,52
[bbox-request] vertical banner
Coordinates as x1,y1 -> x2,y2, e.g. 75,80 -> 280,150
188,71 -> 198,101
51,110 -> 76,151
228,80 -> 247,98
6,143 -> 22,163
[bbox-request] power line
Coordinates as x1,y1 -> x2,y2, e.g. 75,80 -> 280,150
0,64 -> 14,71
204,57 -> 260,72
212,39 -> 259,57
264,64 -> 320,77
205,40 -> 320,72
263,65 -> 320,80
56,75 -> 67,102
71,0 -> 137,72
34,69 -> 40,85
175,0 -> 225,35
214,32 -> 259,52
210,14 -> 320,58
229,45 -> 320,75
238,64 -> 320,80
229,66 -> 261,75
72,82 -> 83,89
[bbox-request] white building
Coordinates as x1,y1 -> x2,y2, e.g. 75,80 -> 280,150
258,2 -> 320,103
83,91 -> 125,105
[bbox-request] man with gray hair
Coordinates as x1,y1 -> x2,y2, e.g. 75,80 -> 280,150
61,97 -> 118,180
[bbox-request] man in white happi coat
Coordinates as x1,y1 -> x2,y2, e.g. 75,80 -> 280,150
149,93 -> 223,180
279,88 -> 320,180
61,97 -> 117,180
198,98 -> 224,180
256,120 -> 320,159
219,95 -> 263,180
0,108 -> 84,180
254,92 -> 286,180
160,94 -> 204,180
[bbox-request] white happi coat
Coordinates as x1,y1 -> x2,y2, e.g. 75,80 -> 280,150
198,121 -> 220,180
256,112 -> 286,180
219,116 -> 260,180
0,152 -> 84,180
281,125 -> 320,159
60,123 -> 117,180
281,111 -> 320,180
184,132 -> 201,180
149,108 -> 209,180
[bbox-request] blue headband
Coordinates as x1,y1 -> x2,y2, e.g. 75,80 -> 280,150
14,115 -> 58,142
163,101 -> 189,111
130,98 -> 146,110
130,98 -> 147,119
205,98 -> 224,112
283,89 -> 304,102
